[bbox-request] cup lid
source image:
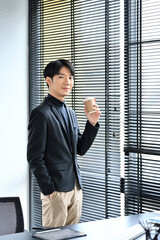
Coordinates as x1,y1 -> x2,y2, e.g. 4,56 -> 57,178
83,97 -> 94,103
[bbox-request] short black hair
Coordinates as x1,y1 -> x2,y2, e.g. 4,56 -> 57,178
43,59 -> 75,79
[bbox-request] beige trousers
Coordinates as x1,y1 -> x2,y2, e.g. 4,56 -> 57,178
41,181 -> 83,228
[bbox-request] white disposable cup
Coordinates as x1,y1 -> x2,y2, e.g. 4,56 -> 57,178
83,97 -> 95,114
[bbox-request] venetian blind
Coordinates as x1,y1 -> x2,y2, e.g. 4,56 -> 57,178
29,0 -> 121,228
124,0 -> 160,214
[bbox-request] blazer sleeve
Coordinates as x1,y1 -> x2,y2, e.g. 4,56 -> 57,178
27,109 -> 55,195
77,119 -> 100,156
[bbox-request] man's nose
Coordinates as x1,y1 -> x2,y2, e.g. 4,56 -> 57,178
65,77 -> 70,83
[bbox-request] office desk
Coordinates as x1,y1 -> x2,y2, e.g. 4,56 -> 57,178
1,212 -> 160,240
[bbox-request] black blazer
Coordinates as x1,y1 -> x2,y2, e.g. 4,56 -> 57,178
27,96 -> 99,195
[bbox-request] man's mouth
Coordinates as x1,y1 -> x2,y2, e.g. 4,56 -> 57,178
63,88 -> 70,90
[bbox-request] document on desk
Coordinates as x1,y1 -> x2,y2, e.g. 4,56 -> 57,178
32,228 -> 87,240
111,224 -> 145,240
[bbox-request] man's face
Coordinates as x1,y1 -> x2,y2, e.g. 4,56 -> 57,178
46,66 -> 74,101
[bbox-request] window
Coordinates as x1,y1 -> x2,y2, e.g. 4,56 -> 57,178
29,0 -> 121,228
124,0 -> 160,214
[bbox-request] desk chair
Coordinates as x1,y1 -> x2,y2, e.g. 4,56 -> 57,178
0,197 -> 24,236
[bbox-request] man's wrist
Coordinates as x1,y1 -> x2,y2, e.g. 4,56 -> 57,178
88,120 -> 98,127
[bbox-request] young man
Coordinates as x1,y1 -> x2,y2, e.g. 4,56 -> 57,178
27,59 -> 101,228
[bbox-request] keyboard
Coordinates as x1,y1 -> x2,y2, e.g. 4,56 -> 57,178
112,224 -> 145,240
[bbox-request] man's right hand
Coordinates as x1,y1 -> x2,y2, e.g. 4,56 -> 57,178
49,192 -> 55,199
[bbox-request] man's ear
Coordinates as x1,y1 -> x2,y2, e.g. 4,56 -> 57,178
46,76 -> 52,86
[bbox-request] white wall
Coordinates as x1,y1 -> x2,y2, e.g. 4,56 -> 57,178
0,0 -> 29,229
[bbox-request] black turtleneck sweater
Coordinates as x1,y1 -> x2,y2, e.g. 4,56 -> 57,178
48,94 -> 71,143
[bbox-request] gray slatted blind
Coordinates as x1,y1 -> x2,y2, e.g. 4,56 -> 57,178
124,0 -> 160,214
105,0 -> 121,218
29,0 -> 42,228
73,0 -> 106,221
29,0 -> 121,228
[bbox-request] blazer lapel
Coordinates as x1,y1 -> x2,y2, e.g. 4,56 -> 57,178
51,105 -> 67,133
45,96 -> 75,154
44,97 -> 70,142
